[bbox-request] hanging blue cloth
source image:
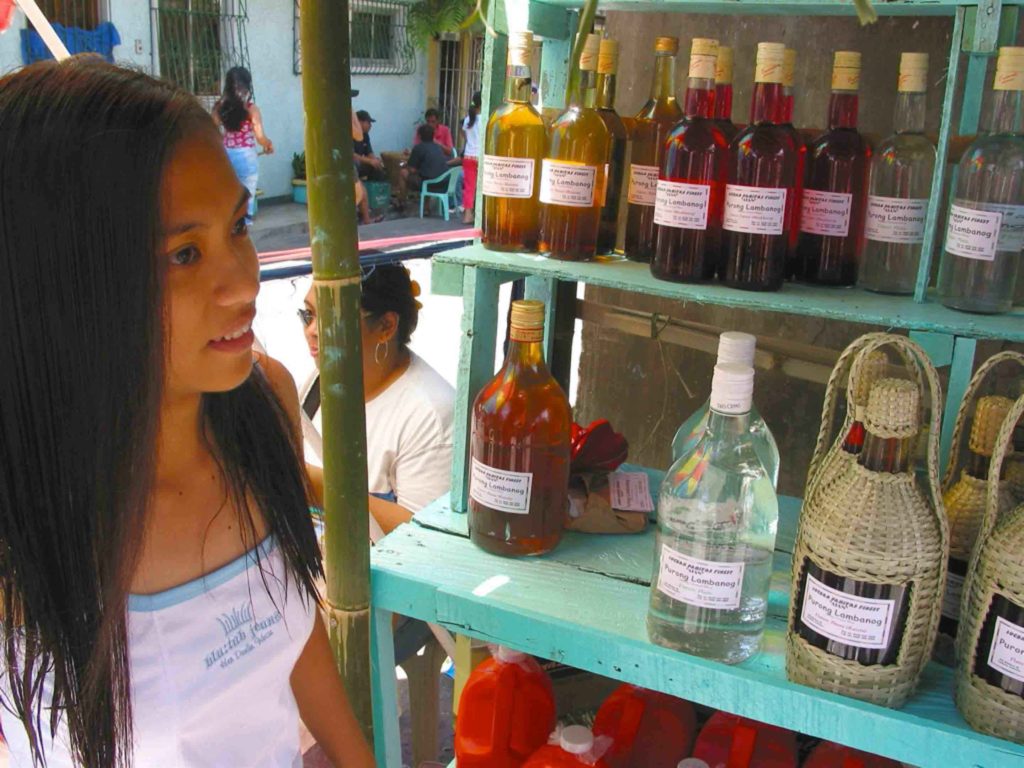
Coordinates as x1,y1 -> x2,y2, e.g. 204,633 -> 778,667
21,21 -> 121,65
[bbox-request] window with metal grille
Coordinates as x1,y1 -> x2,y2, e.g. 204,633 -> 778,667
293,0 -> 415,76
154,0 -> 250,97
437,33 -> 484,140
37,0 -> 99,29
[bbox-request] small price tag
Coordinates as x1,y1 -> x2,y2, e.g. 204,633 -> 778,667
608,471 -> 654,513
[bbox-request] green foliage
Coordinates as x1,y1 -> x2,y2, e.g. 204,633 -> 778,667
292,151 -> 306,180
407,0 -> 476,44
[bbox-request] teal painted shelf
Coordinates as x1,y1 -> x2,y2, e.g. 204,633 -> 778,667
434,243 -> 1024,342
536,0 -> 1024,14
372,495 -> 1024,767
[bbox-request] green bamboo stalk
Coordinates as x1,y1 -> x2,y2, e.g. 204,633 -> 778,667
299,0 -> 374,741
564,0 -> 599,106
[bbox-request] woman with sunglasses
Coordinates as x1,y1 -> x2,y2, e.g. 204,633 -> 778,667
298,264 -> 455,534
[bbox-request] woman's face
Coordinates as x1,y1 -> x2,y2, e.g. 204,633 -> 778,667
160,127 -> 259,400
302,287 -> 394,376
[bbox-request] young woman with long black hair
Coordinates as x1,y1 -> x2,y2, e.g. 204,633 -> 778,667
459,91 -> 482,225
0,59 -> 374,767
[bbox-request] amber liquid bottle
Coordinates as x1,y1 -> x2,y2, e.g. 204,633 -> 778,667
713,45 -> 738,143
482,31 -> 547,251
469,300 -> 572,557
721,42 -> 799,291
781,48 -> 807,278
798,51 -> 871,285
651,38 -> 729,283
625,36 -> 683,263
539,33 -> 611,261
596,38 -> 629,256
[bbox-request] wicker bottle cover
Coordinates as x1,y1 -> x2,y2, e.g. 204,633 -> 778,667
788,336 -> 946,708
955,394 -> 1024,743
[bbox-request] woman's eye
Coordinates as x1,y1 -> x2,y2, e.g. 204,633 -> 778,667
170,245 -> 200,266
232,216 -> 249,236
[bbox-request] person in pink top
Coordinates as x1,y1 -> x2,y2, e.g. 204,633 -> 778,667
213,67 -> 273,224
412,108 -> 454,154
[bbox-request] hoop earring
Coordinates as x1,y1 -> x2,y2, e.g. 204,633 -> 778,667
374,340 -> 388,366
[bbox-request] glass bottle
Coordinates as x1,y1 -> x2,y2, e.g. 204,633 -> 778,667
973,593 -> 1024,697
713,45 -> 738,143
469,300 -> 572,557
721,42 -> 799,292
625,36 -> 683,263
596,38 -> 629,257
649,363 -> 779,664
781,48 -> 807,278
937,46 -> 1024,314
798,51 -> 871,286
840,349 -> 888,455
539,33 -> 611,262
859,53 -> 936,294
482,31 -> 547,252
651,38 -> 729,283
670,331 -> 780,489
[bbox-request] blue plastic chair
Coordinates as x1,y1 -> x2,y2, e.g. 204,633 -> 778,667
419,166 -> 463,220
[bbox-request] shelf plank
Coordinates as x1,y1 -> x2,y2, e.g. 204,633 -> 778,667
372,519 -> 1024,766
435,244 -> 1024,342
533,0 -> 1023,15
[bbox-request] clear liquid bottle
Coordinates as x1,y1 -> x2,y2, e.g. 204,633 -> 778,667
625,36 -> 683,263
937,46 -> 1024,314
482,31 -> 547,252
860,53 -> 936,295
539,33 -> 611,261
596,38 -> 629,257
651,38 -> 729,283
714,46 -> 738,143
648,363 -> 780,664
670,331 -> 780,489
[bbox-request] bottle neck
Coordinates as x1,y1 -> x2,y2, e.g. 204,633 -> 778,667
707,407 -> 752,438
684,77 -> 715,119
828,90 -> 859,130
859,433 -> 913,473
574,69 -> 598,109
893,91 -> 926,134
504,64 -> 533,104
782,85 -> 795,124
596,72 -> 617,110
714,83 -> 733,121
751,82 -> 786,124
650,52 -> 677,102
983,88 -> 1024,135
505,337 -> 546,370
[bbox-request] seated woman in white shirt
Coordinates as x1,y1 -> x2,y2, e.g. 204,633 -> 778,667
299,264 -> 455,534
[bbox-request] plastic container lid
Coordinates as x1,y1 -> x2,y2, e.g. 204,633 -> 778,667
560,725 -> 595,755
495,645 -> 527,663
711,363 -> 755,415
678,760 -> 710,768
717,331 -> 756,367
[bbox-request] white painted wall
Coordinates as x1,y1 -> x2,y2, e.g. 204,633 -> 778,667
352,68 -> 430,157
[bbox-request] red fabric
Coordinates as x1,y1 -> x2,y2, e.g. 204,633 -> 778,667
224,101 -> 256,149
0,0 -> 14,32
413,123 -> 454,153
462,156 -> 478,209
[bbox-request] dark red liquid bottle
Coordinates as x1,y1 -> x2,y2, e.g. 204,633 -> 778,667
721,42 -> 798,292
781,48 -> 807,279
713,45 -> 739,143
651,38 -> 729,283
798,51 -> 871,286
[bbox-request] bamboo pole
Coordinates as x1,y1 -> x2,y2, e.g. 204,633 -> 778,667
299,0 -> 373,740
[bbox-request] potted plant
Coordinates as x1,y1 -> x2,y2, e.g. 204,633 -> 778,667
292,152 -> 307,204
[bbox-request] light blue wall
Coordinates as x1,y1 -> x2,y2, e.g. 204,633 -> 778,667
352,68 -> 431,158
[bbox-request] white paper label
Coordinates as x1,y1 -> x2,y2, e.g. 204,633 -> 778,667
627,164 -> 660,206
469,458 -> 533,514
941,571 -> 965,621
945,204 -> 1002,262
482,155 -> 535,199
800,573 -> 897,649
979,202 -> 1024,253
987,616 -> 1024,684
865,196 -> 928,244
800,189 -> 853,237
608,471 -> 654,513
723,185 -> 787,235
653,180 -> 711,230
657,544 -> 745,610
539,159 -> 598,208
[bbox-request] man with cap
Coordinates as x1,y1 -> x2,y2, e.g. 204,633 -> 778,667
353,109 -> 387,182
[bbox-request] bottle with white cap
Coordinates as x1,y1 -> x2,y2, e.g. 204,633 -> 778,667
670,331 -> 780,489
649,363 -> 780,664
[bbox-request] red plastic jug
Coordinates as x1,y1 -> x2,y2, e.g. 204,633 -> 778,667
691,711 -> 798,768
804,741 -> 902,768
454,646 -> 557,768
593,683 -> 697,768
523,725 -> 611,768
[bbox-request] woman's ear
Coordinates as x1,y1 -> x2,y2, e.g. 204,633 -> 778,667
376,311 -> 401,344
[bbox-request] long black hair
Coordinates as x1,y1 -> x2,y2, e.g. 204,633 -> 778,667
361,264 -> 420,349
216,66 -> 253,132
0,59 -> 321,767
465,90 -> 482,130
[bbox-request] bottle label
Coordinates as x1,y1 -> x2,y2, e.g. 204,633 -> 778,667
978,202 -> 1024,253
627,164 -> 660,206
941,570 -> 966,621
470,458 -> 533,514
799,572 -> 898,649
945,203 -> 1002,262
539,159 -> 598,208
482,156 -> 535,199
608,471 -> 655,512
656,544 -> 744,610
987,616 -> 1024,684
509,324 -> 544,343
723,185 -> 787,235
800,189 -> 853,237
653,180 -> 711,230
865,196 -> 928,244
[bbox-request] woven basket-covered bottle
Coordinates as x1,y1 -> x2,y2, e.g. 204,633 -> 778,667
956,395 -> 1024,743
788,335 -> 946,708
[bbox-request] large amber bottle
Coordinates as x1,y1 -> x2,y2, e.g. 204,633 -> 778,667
482,31 -> 547,251
596,38 -> 629,256
625,36 -> 683,263
539,33 -> 611,261
469,300 -> 572,557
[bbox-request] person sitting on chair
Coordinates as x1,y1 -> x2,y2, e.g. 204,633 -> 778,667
353,109 -> 387,182
411,107 -> 454,154
397,124 -> 456,213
